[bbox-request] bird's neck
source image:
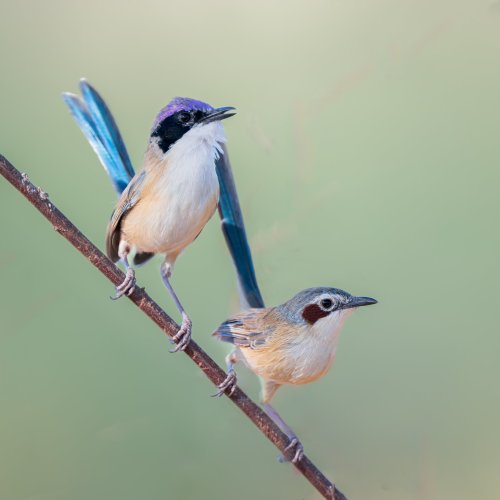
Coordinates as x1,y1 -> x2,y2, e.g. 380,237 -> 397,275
148,121 -> 226,170
310,309 -> 353,350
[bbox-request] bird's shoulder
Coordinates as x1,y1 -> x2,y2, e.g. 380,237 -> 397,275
109,169 -> 148,228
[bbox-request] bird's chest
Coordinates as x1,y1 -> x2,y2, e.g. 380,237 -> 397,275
127,152 -> 220,254
284,330 -> 339,385
156,154 -> 219,220
257,316 -> 346,386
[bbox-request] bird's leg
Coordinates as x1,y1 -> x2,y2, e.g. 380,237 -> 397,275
160,262 -> 192,353
263,403 -> 304,464
212,350 -> 238,397
111,242 -> 136,300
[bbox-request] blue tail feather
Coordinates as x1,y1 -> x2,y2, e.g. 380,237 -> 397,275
79,79 -> 135,181
63,84 -> 134,195
216,147 -> 265,309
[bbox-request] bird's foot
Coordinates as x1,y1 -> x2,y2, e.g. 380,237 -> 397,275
169,314 -> 192,353
212,369 -> 237,397
111,268 -> 136,300
278,437 -> 304,464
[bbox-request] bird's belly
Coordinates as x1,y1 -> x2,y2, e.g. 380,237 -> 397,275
287,345 -> 336,385
122,159 -> 219,257
242,336 -> 337,386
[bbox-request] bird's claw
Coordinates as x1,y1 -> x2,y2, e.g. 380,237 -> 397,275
169,315 -> 192,353
278,438 -> 304,464
212,369 -> 237,397
111,268 -> 136,300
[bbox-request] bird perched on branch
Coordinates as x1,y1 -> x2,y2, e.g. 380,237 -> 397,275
64,81 -> 238,351
213,286 -> 377,463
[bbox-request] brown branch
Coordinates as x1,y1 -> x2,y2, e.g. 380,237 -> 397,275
0,154 -> 346,500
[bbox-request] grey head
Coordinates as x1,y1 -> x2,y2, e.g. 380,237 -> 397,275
150,97 -> 235,153
276,287 -> 377,326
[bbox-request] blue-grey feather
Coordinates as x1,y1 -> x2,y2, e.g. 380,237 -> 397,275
63,84 -> 134,195
214,323 -> 237,344
63,92 -> 128,193
216,150 -> 265,309
80,80 -> 135,181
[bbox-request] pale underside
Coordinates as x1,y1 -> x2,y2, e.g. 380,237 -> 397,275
107,121 -> 224,266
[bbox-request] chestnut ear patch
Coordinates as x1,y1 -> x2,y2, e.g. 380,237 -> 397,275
302,304 -> 330,325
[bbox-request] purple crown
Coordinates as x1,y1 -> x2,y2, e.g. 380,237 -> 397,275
153,97 -> 213,129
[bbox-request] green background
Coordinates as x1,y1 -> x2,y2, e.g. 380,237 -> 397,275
1,1 -> 499,499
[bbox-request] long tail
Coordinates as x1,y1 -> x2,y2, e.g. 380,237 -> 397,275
63,79 -> 134,195
63,80 -> 264,308
216,146 -> 265,309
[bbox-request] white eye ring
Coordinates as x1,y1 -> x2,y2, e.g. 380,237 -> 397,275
319,297 -> 334,311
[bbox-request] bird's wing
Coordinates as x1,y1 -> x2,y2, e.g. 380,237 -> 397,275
216,146 -> 265,309
63,79 -> 135,195
106,169 -> 147,262
213,308 -> 274,349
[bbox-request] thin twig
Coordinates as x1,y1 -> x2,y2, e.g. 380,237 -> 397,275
0,154 -> 346,500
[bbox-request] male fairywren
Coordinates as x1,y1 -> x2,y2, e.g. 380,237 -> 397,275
213,286 -> 377,463
64,81 -> 235,351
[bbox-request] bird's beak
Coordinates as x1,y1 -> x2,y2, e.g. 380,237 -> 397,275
343,296 -> 378,310
199,106 -> 236,124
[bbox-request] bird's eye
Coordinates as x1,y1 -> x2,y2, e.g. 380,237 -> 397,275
178,112 -> 191,124
320,298 -> 334,310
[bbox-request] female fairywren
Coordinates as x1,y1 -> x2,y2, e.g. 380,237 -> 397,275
213,286 -> 377,463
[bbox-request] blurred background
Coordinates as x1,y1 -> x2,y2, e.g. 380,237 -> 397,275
1,1 -> 499,499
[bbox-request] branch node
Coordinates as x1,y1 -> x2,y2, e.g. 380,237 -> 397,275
37,186 -> 49,200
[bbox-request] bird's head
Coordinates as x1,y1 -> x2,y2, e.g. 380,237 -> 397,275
150,97 -> 235,154
278,287 -> 377,336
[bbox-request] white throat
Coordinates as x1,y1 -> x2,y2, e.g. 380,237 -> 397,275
159,121 -> 226,166
284,309 -> 354,385
311,309 -> 354,349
